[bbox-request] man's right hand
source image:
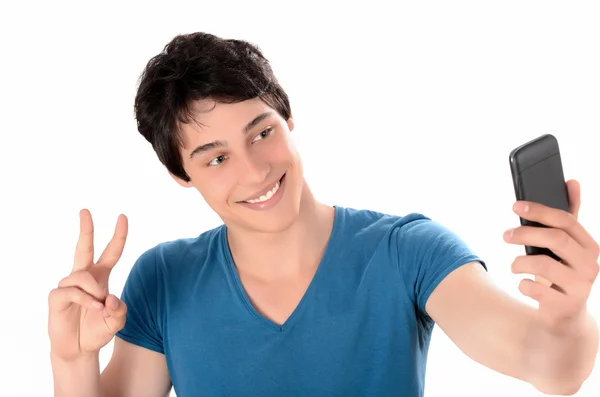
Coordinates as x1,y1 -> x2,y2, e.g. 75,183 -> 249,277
48,209 -> 129,362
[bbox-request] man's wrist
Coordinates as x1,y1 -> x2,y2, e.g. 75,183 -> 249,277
51,351 -> 102,397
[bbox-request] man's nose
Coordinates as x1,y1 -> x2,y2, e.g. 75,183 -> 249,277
237,153 -> 270,186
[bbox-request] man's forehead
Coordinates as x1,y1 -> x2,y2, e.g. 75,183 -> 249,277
188,98 -> 219,116
187,98 -> 270,126
179,100 -> 233,138
178,98 -> 274,147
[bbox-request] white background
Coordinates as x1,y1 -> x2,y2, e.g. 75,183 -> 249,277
0,1 -> 599,396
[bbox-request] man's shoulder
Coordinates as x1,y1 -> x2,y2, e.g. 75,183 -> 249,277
335,205 -> 431,233
332,205 -> 436,255
131,224 -> 225,276
157,225 -> 224,257
338,206 -> 475,253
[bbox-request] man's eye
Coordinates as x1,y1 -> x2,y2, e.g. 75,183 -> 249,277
251,127 -> 273,143
208,155 -> 227,167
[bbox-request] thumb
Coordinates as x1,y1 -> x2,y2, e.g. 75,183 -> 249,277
103,294 -> 127,334
566,179 -> 581,220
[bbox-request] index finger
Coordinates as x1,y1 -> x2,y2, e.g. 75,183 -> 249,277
514,201 -> 597,250
72,209 -> 94,272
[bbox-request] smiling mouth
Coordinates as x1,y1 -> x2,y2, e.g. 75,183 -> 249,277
239,174 -> 285,204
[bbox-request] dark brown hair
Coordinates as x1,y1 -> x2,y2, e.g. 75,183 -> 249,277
134,32 -> 292,181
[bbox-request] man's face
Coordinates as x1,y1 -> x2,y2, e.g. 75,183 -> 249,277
174,98 -> 304,233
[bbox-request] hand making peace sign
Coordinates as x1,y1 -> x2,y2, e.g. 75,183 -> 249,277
48,209 -> 129,362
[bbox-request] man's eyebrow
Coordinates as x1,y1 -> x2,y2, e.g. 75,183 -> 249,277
189,140 -> 225,159
242,111 -> 273,135
189,111 -> 274,159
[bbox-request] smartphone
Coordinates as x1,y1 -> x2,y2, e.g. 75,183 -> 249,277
509,134 -> 570,261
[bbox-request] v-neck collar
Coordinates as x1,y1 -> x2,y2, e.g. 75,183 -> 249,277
220,205 -> 343,332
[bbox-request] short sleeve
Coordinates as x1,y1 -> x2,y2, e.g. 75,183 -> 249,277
115,247 -> 164,354
396,216 -> 487,321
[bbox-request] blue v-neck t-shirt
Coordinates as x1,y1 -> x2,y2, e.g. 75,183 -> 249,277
116,206 -> 485,396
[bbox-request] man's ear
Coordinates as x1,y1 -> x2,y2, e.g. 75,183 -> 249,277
286,114 -> 295,132
169,172 -> 193,188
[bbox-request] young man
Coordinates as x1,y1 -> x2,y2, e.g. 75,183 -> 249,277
49,32 -> 599,396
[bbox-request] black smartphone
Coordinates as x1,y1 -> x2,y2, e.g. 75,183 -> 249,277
509,134 -> 570,261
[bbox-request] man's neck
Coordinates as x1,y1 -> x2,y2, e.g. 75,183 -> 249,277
225,183 -> 335,281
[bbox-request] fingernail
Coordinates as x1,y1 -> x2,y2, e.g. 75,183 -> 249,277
513,202 -> 529,213
92,301 -> 104,310
504,228 -> 514,240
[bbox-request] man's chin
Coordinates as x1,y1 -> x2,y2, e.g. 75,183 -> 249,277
221,201 -> 300,234
222,172 -> 304,233
235,211 -> 299,234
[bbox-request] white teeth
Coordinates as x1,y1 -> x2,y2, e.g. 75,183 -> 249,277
245,181 -> 280,204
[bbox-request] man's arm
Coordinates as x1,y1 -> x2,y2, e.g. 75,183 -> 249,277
426,261 -> 598,395
51,338 -> 171,397
101,337 -> 172,397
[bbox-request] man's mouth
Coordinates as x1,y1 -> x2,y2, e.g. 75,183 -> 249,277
240,174 -> 285,204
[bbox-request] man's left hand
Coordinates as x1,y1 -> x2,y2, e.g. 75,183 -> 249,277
504,179 -> 599,334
